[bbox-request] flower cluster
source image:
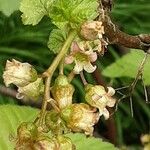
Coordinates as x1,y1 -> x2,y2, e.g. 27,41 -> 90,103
3,59 -> 44,100
45,74 -> 116,136
65,21 -> 106,74
48,75 -> 100,136
15,122 -> 75,150
3,58 -> 116,149
2,18 -> 117,150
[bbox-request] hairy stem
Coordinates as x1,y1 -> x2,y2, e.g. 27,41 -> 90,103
59,58 -> 65,75
80,72 -> 88,85
68,71 -> 76,82
39,77 -> 51,126
39,30 -> 76,125
43,30 -> 76,77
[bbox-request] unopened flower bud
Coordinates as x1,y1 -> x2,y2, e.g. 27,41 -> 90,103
17,122 -> 38,142
57,135 -> 76,150
33,136 -> 59,150
51,75 -> 74,109
45,110 -> 67,134
80,21 -> 104,41
61,103 -> 100,136
3,59 -> 38,87
15,142 -> 33,150
17,78 -> 44,100
85,84 -> 116,120
15,122 -> 38,149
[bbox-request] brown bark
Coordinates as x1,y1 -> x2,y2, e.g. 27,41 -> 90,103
100,0 -> 150,52
103,16 -> 150,51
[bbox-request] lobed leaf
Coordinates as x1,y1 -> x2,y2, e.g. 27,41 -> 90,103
20,0 -> 54,25
48,29 -> 67,53
49,0 -> 98,29
0,105 -> 38,149
0,0 -> 20,16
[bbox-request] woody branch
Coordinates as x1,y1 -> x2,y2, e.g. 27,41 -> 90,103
101,0 -> 150,52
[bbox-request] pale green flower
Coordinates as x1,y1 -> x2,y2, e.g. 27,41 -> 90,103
17,78 -> 44,100
61,103 -> 100,136
85,84 -> 116,120
51,75 -> 74,109
57,135 -> 75,150
3,59 -> 37,87
33,136 -> 59,150
65,42 -> 97,74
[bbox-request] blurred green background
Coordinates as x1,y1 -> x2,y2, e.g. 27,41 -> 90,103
0,0 -> 149,149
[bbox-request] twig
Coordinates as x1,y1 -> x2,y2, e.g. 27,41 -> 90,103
101,0 -> 113,11
129,96 -> 134,117
103,15 -> 150,51
114,52 -> 149,115
129,52 -> 148,93
141,76 -> 149,104
115,86 -> 129,91
100,1 -> 150,51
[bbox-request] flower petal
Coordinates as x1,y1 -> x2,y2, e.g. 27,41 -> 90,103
83,62 -> 96,73
65,55 -> 74,64
73,60 -> 83,74
89,52 -> 97,62
71,41 -> 81,53
102,108 -> 110,120
107,87 -> 115,96
17,78 -> 44,100
3,59 -> 37,87
107,97 -> 116,107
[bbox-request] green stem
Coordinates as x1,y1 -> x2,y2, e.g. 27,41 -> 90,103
43,30 -> 76,77
68,71 -> 75,82
80,71 -> 88,85
39,77 -> 51,126
59,57 -> 65,75
39,30 -> 76,126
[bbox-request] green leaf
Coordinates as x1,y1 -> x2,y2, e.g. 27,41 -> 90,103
67,133 -> 118,150
20,0 -> 54,25
0,0 -> 20,16
0,105 -> 117,150
49,0 -> 98,29
0,105 -> 38,150
48,29 -> 67,54
102,50 -> 150,85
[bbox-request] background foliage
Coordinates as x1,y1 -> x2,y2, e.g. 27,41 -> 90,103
0,0 -> 150,149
